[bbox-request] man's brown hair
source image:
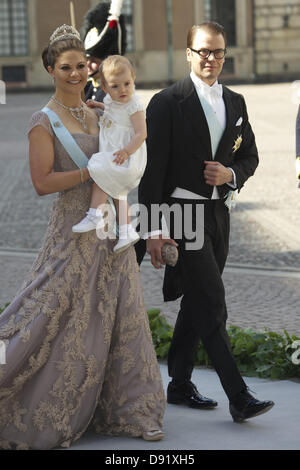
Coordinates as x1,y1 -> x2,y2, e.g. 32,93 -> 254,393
187,22 -> 227,49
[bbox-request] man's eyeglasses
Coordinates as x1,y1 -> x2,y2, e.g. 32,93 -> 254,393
189,48 -> 227,60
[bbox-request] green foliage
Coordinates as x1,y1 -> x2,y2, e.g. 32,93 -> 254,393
147,309 -> 173,359
146,310 -> 300,381
227,326 -> 300,380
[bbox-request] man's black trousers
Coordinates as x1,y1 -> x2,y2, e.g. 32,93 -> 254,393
167,198 -> 246,401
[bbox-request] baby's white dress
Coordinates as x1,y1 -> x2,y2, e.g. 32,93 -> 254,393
87,93 -> 147,199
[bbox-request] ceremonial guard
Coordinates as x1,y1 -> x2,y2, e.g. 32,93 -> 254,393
80,1 -> 127,102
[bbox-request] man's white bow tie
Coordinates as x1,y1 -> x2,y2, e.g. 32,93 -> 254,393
206,83 -> 223,98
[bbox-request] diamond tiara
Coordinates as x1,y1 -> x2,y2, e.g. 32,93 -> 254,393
49,24 -> 81,46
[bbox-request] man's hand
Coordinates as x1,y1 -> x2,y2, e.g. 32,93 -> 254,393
204,161 -> 233,186
146,236 -> 178,269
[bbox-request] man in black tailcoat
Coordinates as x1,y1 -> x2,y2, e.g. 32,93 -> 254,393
80,1 -> 127,102
137,22 -> 274,422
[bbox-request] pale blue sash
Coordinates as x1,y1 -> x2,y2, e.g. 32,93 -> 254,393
199,96 -> 237,210
42,107 -> 89,168
198,96 -> 224,158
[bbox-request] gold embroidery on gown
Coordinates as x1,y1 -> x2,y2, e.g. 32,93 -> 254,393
0,111 -> 166,450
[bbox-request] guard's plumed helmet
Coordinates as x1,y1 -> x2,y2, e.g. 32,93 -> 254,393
81,1 -> 127,59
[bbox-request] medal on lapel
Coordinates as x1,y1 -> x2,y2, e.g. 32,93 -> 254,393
233,135 -> 242,153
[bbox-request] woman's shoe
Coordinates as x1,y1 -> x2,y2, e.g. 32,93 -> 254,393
142,430 -> 165,441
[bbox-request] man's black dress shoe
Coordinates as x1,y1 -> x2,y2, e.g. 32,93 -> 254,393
229,389 -> 274,422
167,380 -> 218,409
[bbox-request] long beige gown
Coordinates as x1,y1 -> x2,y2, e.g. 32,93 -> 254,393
0,111 -> 166,450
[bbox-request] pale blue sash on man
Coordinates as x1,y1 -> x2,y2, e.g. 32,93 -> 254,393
198,95 -> 224,158
199,96 -> 237,210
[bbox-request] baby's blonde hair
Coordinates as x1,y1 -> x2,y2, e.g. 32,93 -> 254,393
99,55 -> 135,86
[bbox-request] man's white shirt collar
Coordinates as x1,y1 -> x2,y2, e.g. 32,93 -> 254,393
190,71 -> 223,99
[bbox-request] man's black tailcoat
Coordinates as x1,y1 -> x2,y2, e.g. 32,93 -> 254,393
139,75 -> 258,217
137,75 -> 258,301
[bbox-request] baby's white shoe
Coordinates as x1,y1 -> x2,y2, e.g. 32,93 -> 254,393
113,225 -> 139,253
72,208 -> 105,233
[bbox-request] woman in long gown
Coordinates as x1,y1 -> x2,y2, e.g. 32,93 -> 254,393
0,25 -> 166,450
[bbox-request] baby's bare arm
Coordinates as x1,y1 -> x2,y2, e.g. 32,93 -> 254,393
126,111 -> 147,155
113,111 -> 147,165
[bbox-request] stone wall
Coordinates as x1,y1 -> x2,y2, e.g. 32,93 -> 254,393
3,0 -> 300,88
254,0 -> 300,79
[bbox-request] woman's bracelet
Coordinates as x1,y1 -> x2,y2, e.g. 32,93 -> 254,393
79,168 -> 84,184
79,168 -> 91,184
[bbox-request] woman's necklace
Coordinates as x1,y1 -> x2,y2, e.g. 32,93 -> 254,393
51,96 -> 87,131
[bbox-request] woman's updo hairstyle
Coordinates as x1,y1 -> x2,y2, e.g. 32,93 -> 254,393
42,24 -> 86,71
